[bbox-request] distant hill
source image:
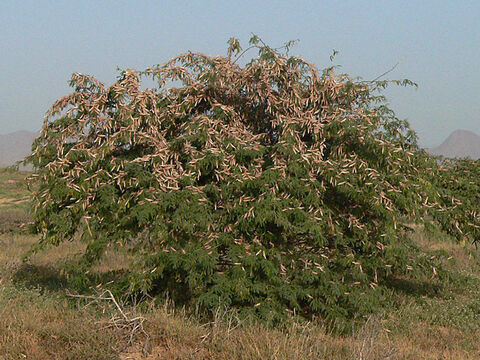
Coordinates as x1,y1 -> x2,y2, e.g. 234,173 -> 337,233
429,129 -> 480,160
0,130 -> 37,168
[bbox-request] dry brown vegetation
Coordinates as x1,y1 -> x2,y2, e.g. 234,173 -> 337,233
0,169 -> 32,233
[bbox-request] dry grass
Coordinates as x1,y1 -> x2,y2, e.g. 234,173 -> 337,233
0,210 -> 31,233
2,230 -> 480,359
0,284 -> 120,360
0,168 -> 32,233
0,168 -> 30,211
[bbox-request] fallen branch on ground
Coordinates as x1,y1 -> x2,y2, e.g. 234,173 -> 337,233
66,289 -> 152,356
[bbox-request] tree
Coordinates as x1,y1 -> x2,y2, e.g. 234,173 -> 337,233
26,36 -> 439,325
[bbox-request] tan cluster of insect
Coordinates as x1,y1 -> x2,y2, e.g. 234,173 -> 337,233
27,38 -> 427,251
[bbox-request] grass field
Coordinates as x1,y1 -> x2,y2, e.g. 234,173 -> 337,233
0,168 -> 31,233
1,168 -> 480,359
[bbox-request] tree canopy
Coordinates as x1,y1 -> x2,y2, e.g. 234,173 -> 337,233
26,37 -> 474,325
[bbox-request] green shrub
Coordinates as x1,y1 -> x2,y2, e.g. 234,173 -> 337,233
429,158 -> 480,244
26,36 -> 440,326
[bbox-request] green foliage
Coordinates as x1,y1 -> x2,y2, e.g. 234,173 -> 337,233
26,36 -> 441,325
429,158 -> 480,244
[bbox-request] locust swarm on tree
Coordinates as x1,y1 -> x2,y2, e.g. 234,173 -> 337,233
26,36 -> 447,325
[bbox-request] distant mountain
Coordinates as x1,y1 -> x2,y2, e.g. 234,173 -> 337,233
429,130 -> 480,160
0,130 -> 37,168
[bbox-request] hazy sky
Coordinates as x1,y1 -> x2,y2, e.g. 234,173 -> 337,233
1,1 -> 479,147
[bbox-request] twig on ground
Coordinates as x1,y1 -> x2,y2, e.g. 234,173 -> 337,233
66,289 -> 152,356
